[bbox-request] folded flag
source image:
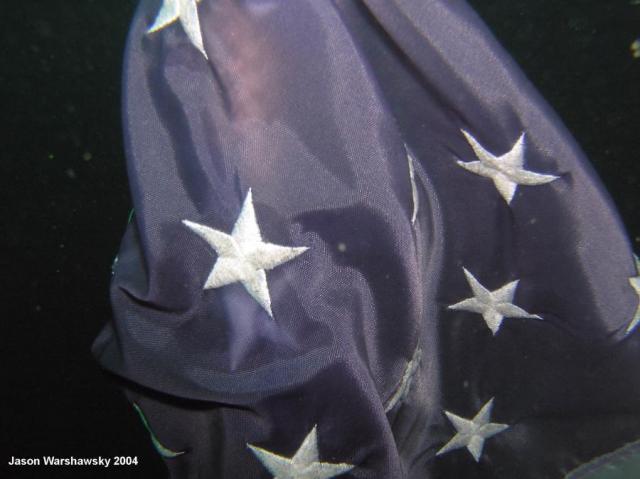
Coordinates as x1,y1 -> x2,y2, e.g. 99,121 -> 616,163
93,0 -> 640,477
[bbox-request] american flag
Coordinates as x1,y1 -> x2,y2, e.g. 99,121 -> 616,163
93,0 -> 640,477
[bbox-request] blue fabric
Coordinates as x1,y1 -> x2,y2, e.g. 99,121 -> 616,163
93,0 -> 640,477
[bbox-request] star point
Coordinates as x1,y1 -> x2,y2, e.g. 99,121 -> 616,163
625,256 -> 640,335
147,0 -> 208,59
448,268 -> 541,335
457,130 -> 558,204
248,426 -> 354,479
385,347 -> 422,412
437,398 -> 509,462
406,147 -> 419,225
183,190 -> 308,318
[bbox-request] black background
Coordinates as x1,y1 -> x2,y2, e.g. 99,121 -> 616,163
2,1 -> 639,478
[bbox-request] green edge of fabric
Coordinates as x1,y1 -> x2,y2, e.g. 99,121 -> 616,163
132,403 -> 186,459
565,440 -> 640,479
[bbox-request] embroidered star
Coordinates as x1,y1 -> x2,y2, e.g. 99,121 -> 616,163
147,0 -> 208,59
448,268 -> 541,335
248,425 -> 354,479
625,256 -> 640,335
437,398 -> 509,462
457,130 -> 558,204
183,189 -> 308,318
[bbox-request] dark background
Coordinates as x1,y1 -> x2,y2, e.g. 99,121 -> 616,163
2,1 -> 638,477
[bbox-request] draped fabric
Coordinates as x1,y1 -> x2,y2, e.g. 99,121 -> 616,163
93,1 -> 640,477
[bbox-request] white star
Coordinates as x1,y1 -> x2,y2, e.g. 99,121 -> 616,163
147,0 -> 208,59
448,268 -> 541,335
183,189 -> 308,318
625,256 -> 640,335
437,398 -> 509,462
457,130 -> 558,204
248,425 -> 354,479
